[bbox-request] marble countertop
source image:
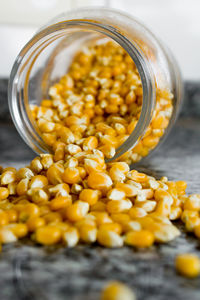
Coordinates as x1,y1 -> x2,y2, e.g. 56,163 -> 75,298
0,80 -> 200,300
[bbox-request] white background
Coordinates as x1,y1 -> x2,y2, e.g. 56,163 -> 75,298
0,0 -> 200,80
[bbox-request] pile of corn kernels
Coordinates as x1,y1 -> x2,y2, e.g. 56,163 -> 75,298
0,41 -> 200,282
32,41 -> 173,163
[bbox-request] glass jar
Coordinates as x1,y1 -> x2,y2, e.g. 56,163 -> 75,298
8,7 -> 183,164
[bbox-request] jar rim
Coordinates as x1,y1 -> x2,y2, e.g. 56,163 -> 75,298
8,8 -> 156,160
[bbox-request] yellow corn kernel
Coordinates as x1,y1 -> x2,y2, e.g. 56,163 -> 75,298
16,178 -> 29,196
0,201 -> 12,210
65,144 -> 82,156
107,199 -> 132,214
86,150 -> 105,165
0,187 -> 9,200
59,127 -> 75,144
175,254 -> 200,278
127,119 -> 138,135
40,154 -> 53,169
0,227 -> 17,243
8,182 -> 17,195
109,168 -> 126,182
136,189 -> 154,201
49,183 -> 70,197
49,222 -> 70,232
129,207 -> 147,219
50,196 -> 72,211
79,224 -> 97,243
27,216 -> 46,232
87,171 -> 113,191
30,157 -> 43,173
1,170 -> 16,185
90,201 -> 106,212
99,223 -> 122,235
65,201 -> 89,222
7,223 -> 28,238
71,183 -> 83,194
126,170 -> 148,183
125,230 -> 154,248
29,175 -> 48,189
83,136 -> 98,151
99,145 -> 116,159
36,226 -> 61,245
63,227 -> 79,247
53,141 -> 65,162
122,220 -> 142,233
97,229 -> 123,248
109,162 -> 129,173
114,123 -> 126,135
39,205 -> 51,216
153,224 -> 180,243
79,189 -> 100,205
64,157 -> 78,168
41,99 -> 53,107
7,209 -> 18,223
19,203 -> 40,222
169,207 -> 182,220
142,135 -> 159,149
43,212 -> 62,224
155,198 -> 172,217
75,216 -> 96,229
101,281 -> 136,300
115,182 -> 138,197
40,124 -> 55,140
184,194 -> 200,211
100,135 -> 118,147
185,216 -> 200,232
175,181 -> 187,195
27,188 -> 49,204
151,115 -> 168,129
47,163 -> 64,185
181,210 -> 198,223
91,212 -> 112,226
149,213 -> 172,225
0,210 -> 9,226
62,167 -> 80,184
110,213 -> 131,225
84,158 -> 104,174
107,188 -> 126,201
77,167 -> 87,179
37,118 -> 55,133
154,189 -> 173,201
16,167 -> 34,180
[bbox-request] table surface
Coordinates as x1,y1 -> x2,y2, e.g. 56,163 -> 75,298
0,80 -> 200,300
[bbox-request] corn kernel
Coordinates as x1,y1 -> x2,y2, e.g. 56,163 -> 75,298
97,229 -> 123,248
125,230 -> 154,248
101,281 -> 135,300
175,254 -> 200,278
50,196 -> 72,210
36,226 -> 61,245
66,201 -> 89,222
63,227 -> 79,247
0,187 -> 9,200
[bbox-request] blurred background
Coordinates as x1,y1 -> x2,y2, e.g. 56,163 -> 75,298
0,0 -> 200,80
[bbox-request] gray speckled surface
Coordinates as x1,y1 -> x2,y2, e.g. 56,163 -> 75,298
0,80 -> 200,300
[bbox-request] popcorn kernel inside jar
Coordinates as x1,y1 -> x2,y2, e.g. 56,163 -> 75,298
31,40 -> 173,164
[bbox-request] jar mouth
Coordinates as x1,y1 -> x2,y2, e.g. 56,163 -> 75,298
8,16 -> 155,161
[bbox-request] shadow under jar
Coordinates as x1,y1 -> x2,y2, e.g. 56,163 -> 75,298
8,7 -> 183,165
